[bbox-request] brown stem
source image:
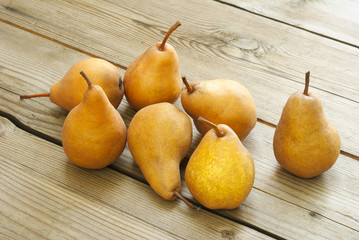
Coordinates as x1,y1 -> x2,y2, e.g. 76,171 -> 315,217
80,71 -> 93,87
20,93 -> 50,100
182,76 -> 193,93
197,117 -> 224,137
303,71 -> 310,96
158,21 -> 181,51
174,191 -> 200,210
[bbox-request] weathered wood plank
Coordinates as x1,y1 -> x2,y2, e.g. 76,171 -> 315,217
0,117 -> 270,240
221,0 -> 359,46
1,23 -> 359,239
0,159 -> 181,240
0,0 -> 359,155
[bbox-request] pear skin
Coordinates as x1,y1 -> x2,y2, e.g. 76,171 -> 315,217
123,22 -> 182,111
21,58 -> 124,111
185,118 -> 255,210
273,72 -> 341,178
62,71 -> 127,169
127,102 -> 192,200
181,78 -> 257,141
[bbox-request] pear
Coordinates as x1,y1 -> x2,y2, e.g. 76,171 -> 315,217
123,21 -> 182,111
62,71 -> 127,169
127,102 -> 192,201
185,117 -> 255,210
273,72 -> 341,178
20,58 -> 124,111
181,77 -> 257,141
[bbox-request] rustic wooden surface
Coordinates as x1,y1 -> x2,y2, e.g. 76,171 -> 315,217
0,1 -> 358,239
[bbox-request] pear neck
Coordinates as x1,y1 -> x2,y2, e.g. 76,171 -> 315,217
80,70 -> 109,110
82,86 -> 111,113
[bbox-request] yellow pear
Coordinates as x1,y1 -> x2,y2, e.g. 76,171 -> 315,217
181,77 -> 257,141
62,71 -> 127,169
127,102 -> 192,201
123,22 -> 182,111
185,117 -> 255,210
273,72 -> 341,178
20,58 -> 124,111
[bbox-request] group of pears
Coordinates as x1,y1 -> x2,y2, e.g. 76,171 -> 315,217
21,21 -> 340,210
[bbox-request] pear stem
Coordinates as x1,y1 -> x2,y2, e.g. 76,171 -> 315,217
174,191 -> 200,210
197,117 -> 224,137
80,71 -> 93,87
20,93 -> 50,100
159,21 -> 181,51
182,76 -> 193,93
303,71 -> 310,96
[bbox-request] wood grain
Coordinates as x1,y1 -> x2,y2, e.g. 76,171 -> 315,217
0,159 -> 181,240
221,0 -> 359,46
1,2 -> 359,239
1,22 -> 359,238
0,117 -> 270,240
0,0 -> 359,156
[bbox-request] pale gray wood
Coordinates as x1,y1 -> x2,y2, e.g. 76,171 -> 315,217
0,158 -> 182,240
0,2 -> 359,239
222,0 -> 359,46
0,117 -> 270,240
0,0 -> 358,155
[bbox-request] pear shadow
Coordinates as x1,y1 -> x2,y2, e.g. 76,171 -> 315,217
117,100 -> 136,127
272,163 -> 328,182
62,158 -> 183,212
270,163 -> 333,206
47,104 -> 68,119
181,128 -> 203,173
61,158 -> 129,200
111,146 -> 188,212
110,145 -> 146,184
241,130 -> 258,154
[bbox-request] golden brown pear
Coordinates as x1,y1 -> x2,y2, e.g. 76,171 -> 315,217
62,71 -> 127,169
123,22 -> 182,111
127,102 -> 192,200
185,117 -> 255,209
273,72 -> 341,178
20,58 -> 124,111
181,77 -> 257,141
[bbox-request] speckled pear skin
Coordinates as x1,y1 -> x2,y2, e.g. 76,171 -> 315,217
273,90 -> 341,178
185,124 -> 255,210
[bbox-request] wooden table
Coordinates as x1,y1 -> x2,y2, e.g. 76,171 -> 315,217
1,1 -> 358,239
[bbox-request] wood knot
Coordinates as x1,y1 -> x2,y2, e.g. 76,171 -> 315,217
309,211 -> 317,217
221,230 -> 234,238
232,38 -> 259,51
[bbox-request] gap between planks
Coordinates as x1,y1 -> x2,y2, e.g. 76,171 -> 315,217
0,115 -> 279,239
0,108 -> 285,239
212,0 -> 359,49
0,16 -> 358,163
256,118 -> 359,161
1,5 -> 358,239
0,18 -> 126,70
